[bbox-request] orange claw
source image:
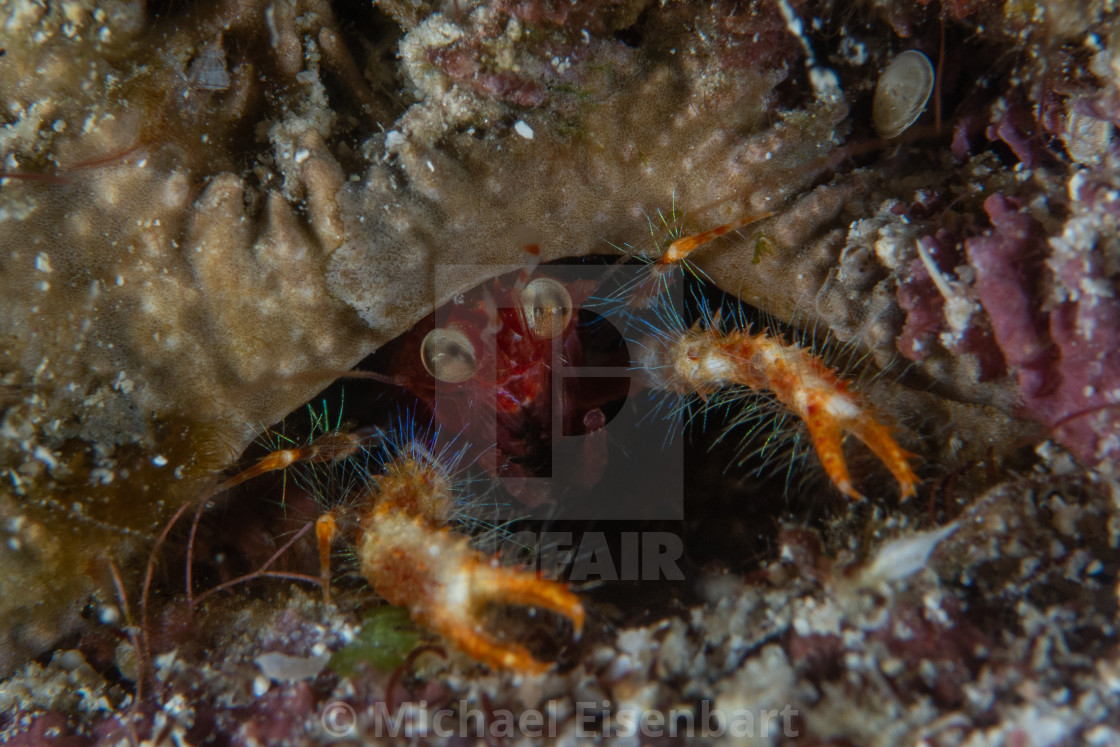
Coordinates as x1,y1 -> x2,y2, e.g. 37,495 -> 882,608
358,507 -> 584,674
471,567 -> 586,636
426,556 -> 585,674
804,401 -> 863,501
840,403 -> 918,501
650,323 -> 918,501
358,453 -> 583,673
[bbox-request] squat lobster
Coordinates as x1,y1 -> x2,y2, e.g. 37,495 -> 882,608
206,211 -> 918,673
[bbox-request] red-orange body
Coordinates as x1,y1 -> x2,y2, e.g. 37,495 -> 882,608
390,273 -> 624,501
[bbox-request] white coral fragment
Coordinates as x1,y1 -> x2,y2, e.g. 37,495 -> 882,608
861,522 -> 958,584
254,651 -> 331,683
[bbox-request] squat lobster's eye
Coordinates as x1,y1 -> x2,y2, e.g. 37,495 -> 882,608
421,327 -> 478,383
519,277 -> 573,340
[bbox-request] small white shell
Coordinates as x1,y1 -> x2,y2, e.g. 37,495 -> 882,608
1061,111 -> 1114,165
873,49 -> 935,139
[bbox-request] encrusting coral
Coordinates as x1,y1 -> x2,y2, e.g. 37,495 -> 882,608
3,0 -> 1120,742
0,0 -> 386,673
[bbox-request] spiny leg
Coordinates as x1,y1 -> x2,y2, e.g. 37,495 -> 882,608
315,512 -> 339,603
215,430 -> 374,492
646,325 -> 918,500
199,426 -> 381,606
609,211 -> 773,314
658,211 -> 772,266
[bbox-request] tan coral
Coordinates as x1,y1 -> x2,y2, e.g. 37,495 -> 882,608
0,0 -> 388,673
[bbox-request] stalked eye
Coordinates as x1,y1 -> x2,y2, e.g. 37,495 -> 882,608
873,49 -> 934,139
519,277 -> 573,340
420,327 -> 477,383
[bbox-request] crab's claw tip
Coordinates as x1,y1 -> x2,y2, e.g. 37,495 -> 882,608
423,562 -> 585,673
836,480 -> 866,502
474,570 -> 585,633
